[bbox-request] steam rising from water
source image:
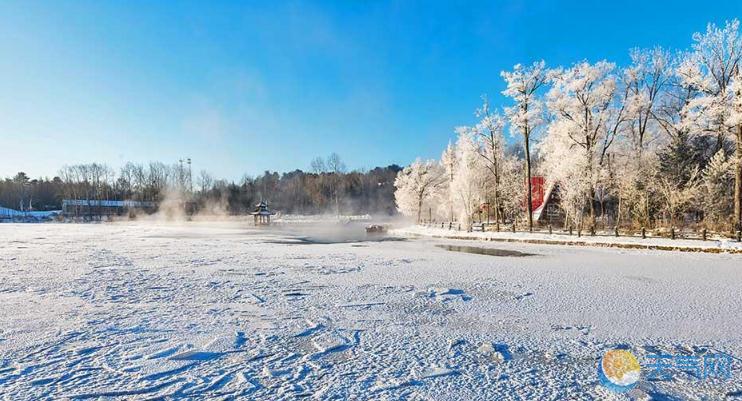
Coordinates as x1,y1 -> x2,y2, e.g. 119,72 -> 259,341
121,188 -> 230,222
267,221 -> 402,244
114,188 -> 410,243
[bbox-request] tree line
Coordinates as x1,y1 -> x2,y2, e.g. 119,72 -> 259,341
0,154 -> 401,216
395,20 -> 742,233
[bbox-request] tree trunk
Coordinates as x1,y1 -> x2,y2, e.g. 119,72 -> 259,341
586,144 -> 596,229
524,135 -> 533,232
494,168 -> 500,231
417,194 -> 423,224
588,186 -> 596,228
735,126 -> 742,230
449,172 -> 454,222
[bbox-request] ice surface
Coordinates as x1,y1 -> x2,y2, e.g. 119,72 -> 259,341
0,221 -> 740,400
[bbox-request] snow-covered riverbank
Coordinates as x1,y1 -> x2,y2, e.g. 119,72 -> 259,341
1,222 -> 740,400
393,224 -> 742,254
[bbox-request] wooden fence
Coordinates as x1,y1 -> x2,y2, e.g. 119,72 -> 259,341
419,221 -> 742,243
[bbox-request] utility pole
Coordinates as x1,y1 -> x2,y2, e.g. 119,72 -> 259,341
187,158 -> 192,195
178,159 -> 184,194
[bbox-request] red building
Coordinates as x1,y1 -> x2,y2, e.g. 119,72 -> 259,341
530,176 -> 545,211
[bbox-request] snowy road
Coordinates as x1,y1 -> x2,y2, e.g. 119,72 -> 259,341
0,222 -> 740,400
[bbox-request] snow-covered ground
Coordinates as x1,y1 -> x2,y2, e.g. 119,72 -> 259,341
0,222 -> 740,400
394,224 -> 742,254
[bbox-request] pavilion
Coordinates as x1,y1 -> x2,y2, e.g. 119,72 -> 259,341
251,201 -> 276,226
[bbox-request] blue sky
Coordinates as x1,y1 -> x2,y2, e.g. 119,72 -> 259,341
1,0 -> 740,179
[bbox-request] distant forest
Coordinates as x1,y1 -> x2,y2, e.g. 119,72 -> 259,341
0,153 -> 402,216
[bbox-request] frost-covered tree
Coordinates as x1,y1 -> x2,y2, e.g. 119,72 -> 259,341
730,71 -> 742,229
701,149 -> 734,226
624,47 -> 672,155
394,159 -> 444,223
472,98 -> 507,229
539,119 -> 592,228
498,154 -> 526,224
658,167 -> 700,227
610,48 -> 671,227
399,19 -> 742,231
440,142 -> 457,221
450,128 -> 487,226
501,61 -> 547,231
544,61 -> 622,227
677,19 -> 742,227
614,151 -> 660,228
653,53 -> 697,146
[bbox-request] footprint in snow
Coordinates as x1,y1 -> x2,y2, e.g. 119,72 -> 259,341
294,319 -> 325,337
234,331 -> 247,348
478,342 -> 513,362
514,292 -> 533,300
426,287 -> 471,302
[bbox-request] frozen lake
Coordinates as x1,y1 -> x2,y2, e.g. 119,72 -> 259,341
0,222 -> 740,400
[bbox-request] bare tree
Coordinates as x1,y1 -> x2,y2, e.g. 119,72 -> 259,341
310,157 -> 326,174
326,153 -> 346,216
198,170 -> 214,194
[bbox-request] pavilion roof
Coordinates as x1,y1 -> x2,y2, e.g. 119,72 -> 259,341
251,200 -> 276,215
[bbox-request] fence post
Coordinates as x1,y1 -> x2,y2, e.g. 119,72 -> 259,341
671,227 -> 675,240
569,226 -> 573,236
512,222 -> 516,233
702,228 -> 707,241
641,227 -> 646,239
614,226 -> 619,237
548,225 -> 552,235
